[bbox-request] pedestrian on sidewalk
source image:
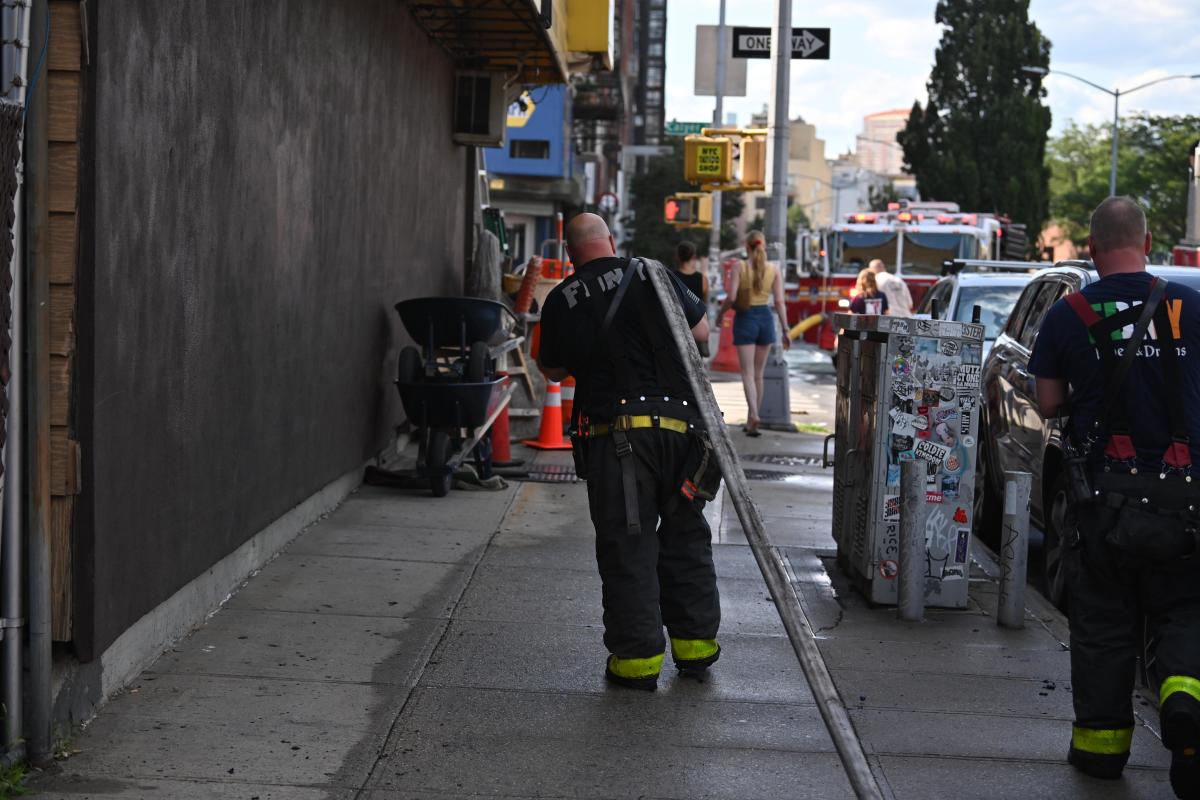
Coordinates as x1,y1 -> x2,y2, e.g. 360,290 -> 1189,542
536,213 -> 724,691
868,258 -> 912,316
674,240 -> 710,358
849,268 -> 889,315
1029,196 -> 1200,799
716,229 -> 790,437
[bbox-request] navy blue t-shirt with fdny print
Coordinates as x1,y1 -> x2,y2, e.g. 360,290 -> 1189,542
539,256 -> 706,417
1028,272 -> 1200,467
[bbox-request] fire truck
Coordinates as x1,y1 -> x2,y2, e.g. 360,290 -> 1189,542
786,201 -> 1028,351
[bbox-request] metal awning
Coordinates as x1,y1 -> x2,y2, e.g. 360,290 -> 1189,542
406,0 -> 567,85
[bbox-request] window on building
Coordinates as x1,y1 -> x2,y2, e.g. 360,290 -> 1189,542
645,65 -> 663,87
648,42 -> 663,57
510,139 -> 551,159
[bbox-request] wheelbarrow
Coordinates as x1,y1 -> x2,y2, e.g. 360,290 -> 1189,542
387,297 -> 522,496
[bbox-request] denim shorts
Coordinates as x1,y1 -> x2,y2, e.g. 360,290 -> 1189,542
732,305 -> 777,346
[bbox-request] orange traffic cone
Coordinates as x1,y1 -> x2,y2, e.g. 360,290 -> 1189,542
523,381 -> 573,450
561,376 -> 576,431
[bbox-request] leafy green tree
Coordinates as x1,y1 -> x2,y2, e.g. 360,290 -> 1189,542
1047,114 -> 1200,258
898,0 -> 1053,247
628,140 -> 746,263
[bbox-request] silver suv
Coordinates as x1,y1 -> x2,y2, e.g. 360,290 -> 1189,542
977,262 -> 1200,607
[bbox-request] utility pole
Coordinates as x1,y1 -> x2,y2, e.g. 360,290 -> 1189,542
765,0 -> 791,265
707,0 -> 726,273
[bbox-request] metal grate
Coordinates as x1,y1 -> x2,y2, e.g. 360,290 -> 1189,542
524,464 -> 579,483
743,454 -> 824,467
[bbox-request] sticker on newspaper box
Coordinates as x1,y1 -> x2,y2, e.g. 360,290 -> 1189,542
914,440 -> 950,465
955,365 -> 982,389
883,494 -> 901,521
955,529 -> 970,563
941,565 -> 966,581
939,339 -> 961,356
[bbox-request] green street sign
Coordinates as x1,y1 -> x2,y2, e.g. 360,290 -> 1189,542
664,120 -> 709,137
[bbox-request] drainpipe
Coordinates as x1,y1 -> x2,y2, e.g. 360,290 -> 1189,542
0,0 -> 31,764
24,0 -> 52,767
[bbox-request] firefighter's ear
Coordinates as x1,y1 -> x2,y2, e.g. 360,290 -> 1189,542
1144,232 -> 1152,256
608,235 -> 616,255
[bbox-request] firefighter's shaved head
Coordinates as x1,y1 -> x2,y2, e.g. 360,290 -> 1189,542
1089,196 -> 1150,258
566,213 -> 616,265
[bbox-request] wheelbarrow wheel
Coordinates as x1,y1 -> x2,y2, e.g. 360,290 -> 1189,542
398,346 -> 422,384
428,430 -> 453,497
465,341 -> 489,383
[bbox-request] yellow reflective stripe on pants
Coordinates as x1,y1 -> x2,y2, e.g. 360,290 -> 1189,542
1161,675 -> 1200,706
608,653 -> 663,679
1072,725 -> 1133,755
670,638 -> 719,661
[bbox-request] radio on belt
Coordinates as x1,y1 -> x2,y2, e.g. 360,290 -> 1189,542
826,313 -> 985,609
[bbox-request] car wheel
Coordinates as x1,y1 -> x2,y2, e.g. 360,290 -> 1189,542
973,434 -> 1001,547
1042,471 -> 1071,611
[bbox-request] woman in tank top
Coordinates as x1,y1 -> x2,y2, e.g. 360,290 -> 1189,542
717,230 -> 791,436
673,240 -> 710,357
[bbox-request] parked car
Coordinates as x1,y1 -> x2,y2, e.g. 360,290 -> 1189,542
915,261 -> 1041,359
976,261 -> 1200,608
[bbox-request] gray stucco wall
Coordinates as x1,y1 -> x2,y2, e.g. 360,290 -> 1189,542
80,1 -> 465,657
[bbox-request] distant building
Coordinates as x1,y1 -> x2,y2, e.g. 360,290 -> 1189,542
735,110 -> 834,233
828,155 -> 888,221
857,108 -> 910,178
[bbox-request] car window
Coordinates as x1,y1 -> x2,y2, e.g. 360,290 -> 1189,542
1002,282 -> 1043,341
918,281 -> 952,316
1017,280 -> 1067,350
954,284 -> 1027,339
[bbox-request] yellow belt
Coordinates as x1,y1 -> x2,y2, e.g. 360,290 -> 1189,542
588,415 -> 692,437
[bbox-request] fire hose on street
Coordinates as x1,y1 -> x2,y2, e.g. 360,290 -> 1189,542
644,259 -> 883,800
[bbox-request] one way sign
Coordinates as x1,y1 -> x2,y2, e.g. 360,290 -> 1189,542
732,27 -> 831,60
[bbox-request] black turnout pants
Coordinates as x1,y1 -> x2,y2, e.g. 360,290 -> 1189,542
1068,494 -> 1200,766
585,426 -> 720,659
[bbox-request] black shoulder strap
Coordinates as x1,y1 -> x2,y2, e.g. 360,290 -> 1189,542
1089,277 -> 1167,441
600,258 -> 638,338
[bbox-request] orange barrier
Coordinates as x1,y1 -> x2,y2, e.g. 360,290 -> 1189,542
522,381 -> 572,451
491,372 -> 514,465
711,311 -> 740,373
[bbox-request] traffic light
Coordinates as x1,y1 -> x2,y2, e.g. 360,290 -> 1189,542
682,129 -> 767,191
739,136 -> 766,189
664,193 -> 713,228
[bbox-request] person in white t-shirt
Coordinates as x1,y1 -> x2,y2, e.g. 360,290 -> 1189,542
869,259 -> 912,316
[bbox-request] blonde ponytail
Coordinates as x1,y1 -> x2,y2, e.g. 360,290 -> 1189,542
747,230 -> 767,293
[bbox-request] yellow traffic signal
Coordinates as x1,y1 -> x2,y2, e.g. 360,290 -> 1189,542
664,193 -> 713,228
684,136 -> 733,184
739,136 -> 767,189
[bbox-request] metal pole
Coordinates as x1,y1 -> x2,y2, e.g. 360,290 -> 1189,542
707,0 -> 726,273
1109,90 -> 1119,196
24,0 -> 51,765
997,471 -> 1032,629
555,211 -> 565,267
1,0 -> 30,761
898,460 -> 926,622
765,0 -> 791,265
645,258 -> 884,800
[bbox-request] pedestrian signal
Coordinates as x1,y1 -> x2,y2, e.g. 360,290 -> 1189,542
664,193 -> 713,228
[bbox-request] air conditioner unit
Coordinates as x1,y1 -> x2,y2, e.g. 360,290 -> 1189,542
453,72 -> 507,148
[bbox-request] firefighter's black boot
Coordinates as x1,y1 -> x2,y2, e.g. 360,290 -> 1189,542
670,637 -> 720,673
1162,689 -> 1200,799
1066,725 -> 1131,780
604,653 -> 662,692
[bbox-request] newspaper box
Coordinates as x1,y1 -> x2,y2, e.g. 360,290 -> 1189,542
830,313 -> 985,608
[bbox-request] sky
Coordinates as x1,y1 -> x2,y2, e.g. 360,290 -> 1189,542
665,0 -> 1200,159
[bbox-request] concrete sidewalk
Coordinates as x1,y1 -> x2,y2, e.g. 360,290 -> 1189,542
30,422 -> 1176,798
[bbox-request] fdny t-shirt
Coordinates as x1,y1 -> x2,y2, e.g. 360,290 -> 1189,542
539,257 -> 706,416
1028,272 -> 1200,467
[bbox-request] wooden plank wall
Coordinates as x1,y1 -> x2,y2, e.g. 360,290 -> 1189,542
47,0 -> 82,641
